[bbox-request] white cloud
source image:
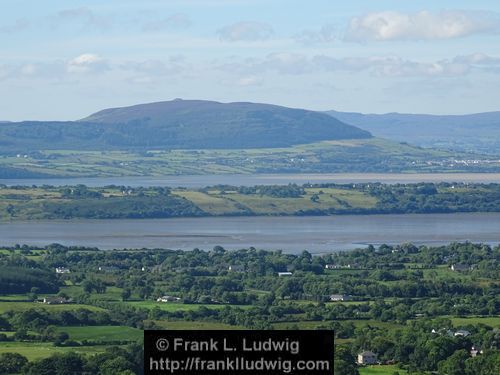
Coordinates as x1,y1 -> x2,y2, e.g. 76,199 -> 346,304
346,10 -> 500,42
52,7 -> 111,31
67,54 -> 109,74
221,52 -> 500,78
121,56 -> 187,83
217,52 -> 311,75
217,21 -> 273,42
314,55 -> 472,77
2,52 -> 500,86
294,24 -> 337,45
0,19 -> 30,33
236,76 -> 263,86
142,13 -> 191,32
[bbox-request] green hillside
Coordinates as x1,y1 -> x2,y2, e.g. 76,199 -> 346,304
0,100 -> 370,153
2,138 -> 498,178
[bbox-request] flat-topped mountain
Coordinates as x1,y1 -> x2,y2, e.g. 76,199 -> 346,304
81,99 -> 371,148
0,100 -> 371,152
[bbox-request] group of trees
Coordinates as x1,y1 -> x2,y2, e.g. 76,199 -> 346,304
0,266 -> 59,294
2,182 -> 500,219
0,345 -> 143,375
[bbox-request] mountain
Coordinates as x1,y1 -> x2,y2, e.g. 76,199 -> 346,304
0,100 -> 371,153
81,99 -> 372,148
325,110 -> 500,155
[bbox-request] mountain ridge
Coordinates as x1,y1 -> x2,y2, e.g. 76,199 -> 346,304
0,99 -> 371,152
325,109 -> 500,155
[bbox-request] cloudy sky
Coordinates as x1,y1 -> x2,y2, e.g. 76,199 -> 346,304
2,0 -> 500,120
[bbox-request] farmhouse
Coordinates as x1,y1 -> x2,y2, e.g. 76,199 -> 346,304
357,351 -> 378,365
157,295 -> 181,303
42,296 -> 72,305
329,294 -> 350,302
454,330 -> 471,337
228,265 -> 245,272
450,264 -> 472,272
98,266 -> 119,273
325,264 -> 340,269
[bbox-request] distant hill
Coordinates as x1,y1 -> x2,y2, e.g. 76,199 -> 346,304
326,110 -> 500,155
0,100 -> 371,152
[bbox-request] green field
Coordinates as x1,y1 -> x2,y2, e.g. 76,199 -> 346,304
450,316 -> 500,328
0,301 -> 106,313
185,186 -> 377,215
0,342 -> 110,361
2,137 -> 495,179
359,365 -> 408,375
272,319 -> 402,330
124,301 -> 249,312
58,285 -> 125,302
56,325 -> 143,342
152,320 -> 245,330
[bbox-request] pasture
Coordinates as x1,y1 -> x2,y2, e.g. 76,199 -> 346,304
56,325 -> 143,342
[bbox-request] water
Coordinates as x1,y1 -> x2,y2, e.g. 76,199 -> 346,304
1,213 -> 498,253
1,173 -> 499,188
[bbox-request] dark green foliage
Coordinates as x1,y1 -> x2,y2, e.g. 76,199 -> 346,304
236,184 -> 306,197
39,194 -> 204,219
0,352 -> 28,374
0,166 -> 54,178
0,267 -> 59,294
21,345 -> 143,375
334,346 -> 359,375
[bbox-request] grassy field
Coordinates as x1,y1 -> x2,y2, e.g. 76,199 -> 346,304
0,342 -> 111,361
204,187 -> 377,215
56,325 -> 143,342
152,320 -> 245,330
59,285 -> 125,302
124,301 -> 251,312
2,137 -> 494,179
0,301 -> 106,313
450,316 -> 500,328
359,365 -> 408,374
272,319 -> 403,330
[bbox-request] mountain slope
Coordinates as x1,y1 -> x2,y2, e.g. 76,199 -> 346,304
326,110 -> 500,155
81,99 -> 372,148
0,100 -> 371,153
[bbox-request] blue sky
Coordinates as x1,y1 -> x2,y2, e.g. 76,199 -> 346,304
2,0 -> 500,120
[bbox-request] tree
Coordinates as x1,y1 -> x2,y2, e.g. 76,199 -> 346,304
82,280 -> 93,294
121,288 -> 132,301
98,357 -> 135,375
0,353 -> 28,374
437,349 -> 469,375
334,346 -> 359,375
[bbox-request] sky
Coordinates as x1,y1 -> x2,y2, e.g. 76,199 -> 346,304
1,0 -> 500,120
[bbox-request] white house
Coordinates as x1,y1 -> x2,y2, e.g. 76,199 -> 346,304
42,296 -> 71,305
454,330 -> 471,337
228,265 -> 245,272
157,295 -> 181,303
325,264 -> 339,269
55,267 -> 70,274
357,351 -> 377,365
330,294 -> 350,302
450,264 -> 472,272
278,272 -> 293,277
